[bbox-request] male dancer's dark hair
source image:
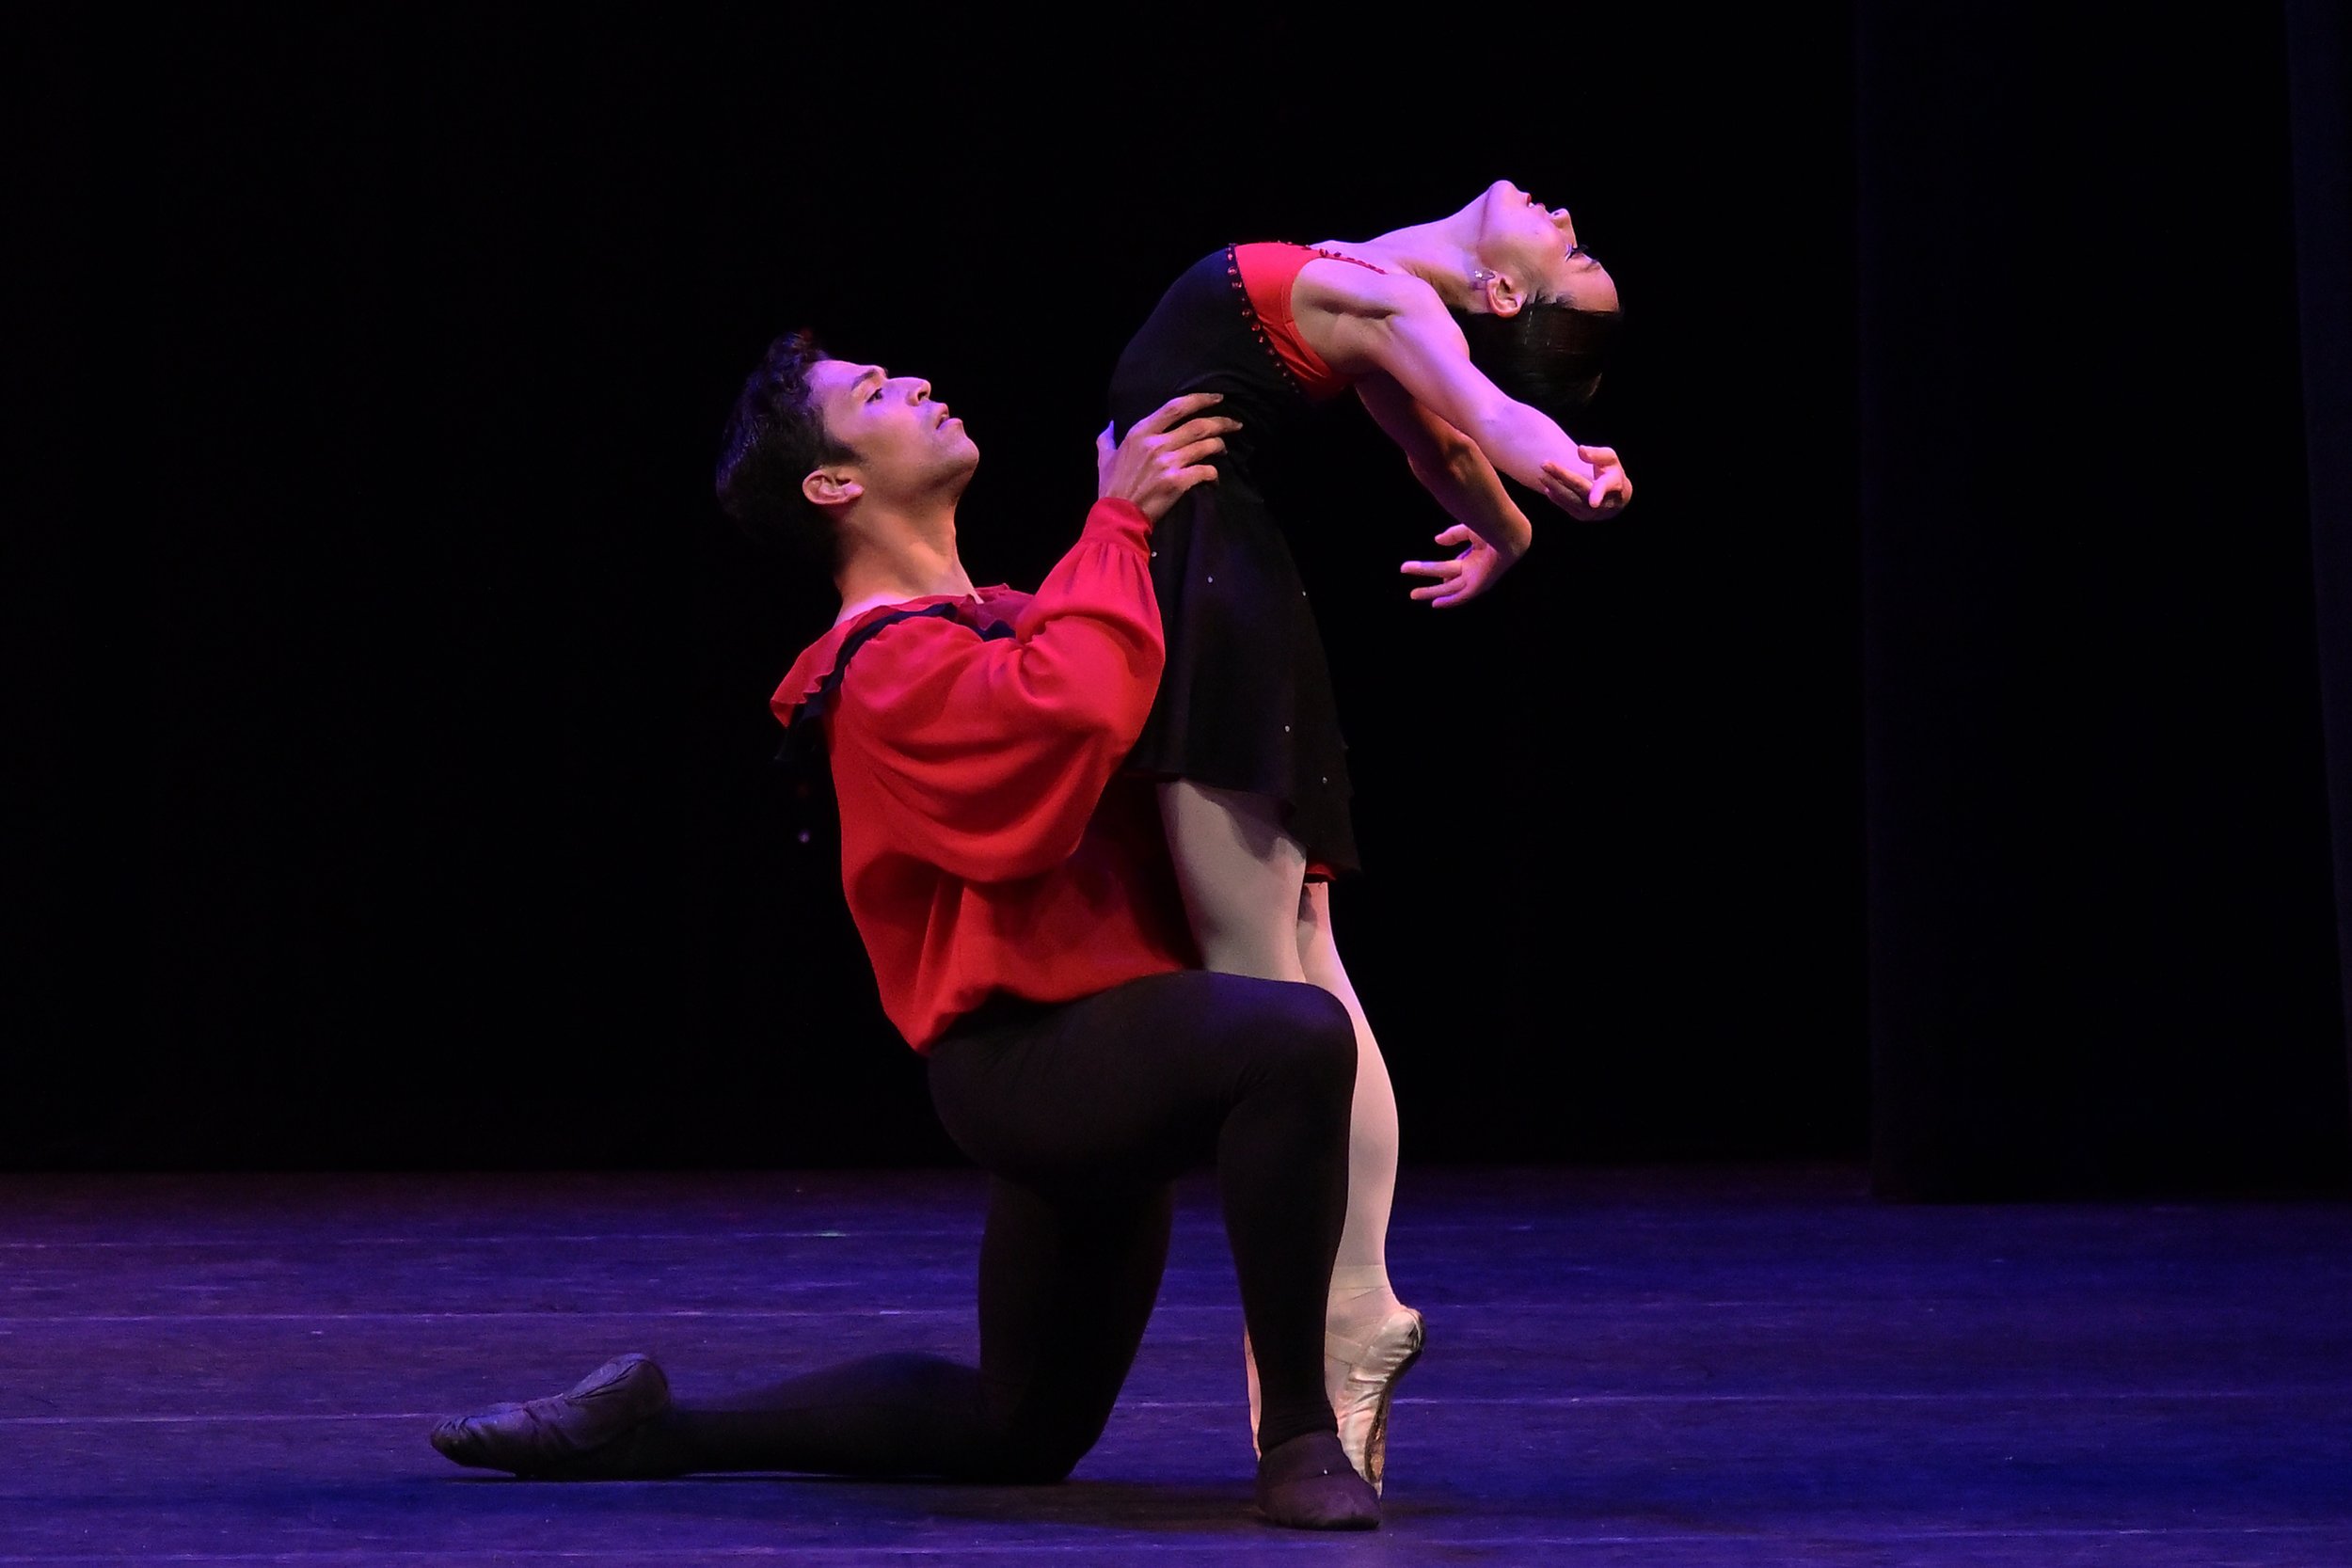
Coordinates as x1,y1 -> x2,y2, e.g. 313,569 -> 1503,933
715,329 -> 852,570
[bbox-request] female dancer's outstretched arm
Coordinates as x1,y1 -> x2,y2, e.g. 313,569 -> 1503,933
1357,372 -> 1629,608
1305,265 -> 1632,583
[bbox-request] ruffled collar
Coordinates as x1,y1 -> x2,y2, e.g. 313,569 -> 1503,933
771,587 -> 1021,728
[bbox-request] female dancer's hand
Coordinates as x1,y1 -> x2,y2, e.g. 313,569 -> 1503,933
1096,393 -> 1239,524
1537,446 -> 1634,520
1400,523 -> 1520,609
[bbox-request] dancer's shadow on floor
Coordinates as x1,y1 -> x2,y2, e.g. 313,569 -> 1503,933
438,1470 -> 1447,1537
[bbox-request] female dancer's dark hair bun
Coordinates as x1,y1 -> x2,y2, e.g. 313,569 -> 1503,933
1452,301 -> 1621,424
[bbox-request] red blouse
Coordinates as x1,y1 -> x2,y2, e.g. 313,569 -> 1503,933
770,499 -> 1197,1050
1234,242 -> 1389,401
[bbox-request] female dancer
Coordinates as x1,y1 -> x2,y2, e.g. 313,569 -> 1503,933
1104,178 -> 1631,1493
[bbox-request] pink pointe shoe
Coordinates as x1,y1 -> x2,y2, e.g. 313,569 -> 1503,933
1324,1305 -> 1425,1494
1245,1304 -> 1427,1495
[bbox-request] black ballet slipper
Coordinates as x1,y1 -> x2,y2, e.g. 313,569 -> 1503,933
429,1353 -> 675,1478
1254,1429 -> 1380,1529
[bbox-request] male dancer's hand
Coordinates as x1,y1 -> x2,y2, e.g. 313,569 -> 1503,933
1538,445 -> 1634,520
1097,393 -> 1239,524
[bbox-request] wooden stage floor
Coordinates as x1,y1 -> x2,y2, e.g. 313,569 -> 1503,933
3,1164 -> 2346,1565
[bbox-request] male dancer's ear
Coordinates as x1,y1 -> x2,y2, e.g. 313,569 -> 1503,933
803,467 -> 862,507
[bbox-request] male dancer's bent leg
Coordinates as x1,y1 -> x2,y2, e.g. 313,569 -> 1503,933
430,971 -> 1371,1526
930,971 -> 1358,1461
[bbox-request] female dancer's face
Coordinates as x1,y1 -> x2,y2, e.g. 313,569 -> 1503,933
1471,179 -> 1618,313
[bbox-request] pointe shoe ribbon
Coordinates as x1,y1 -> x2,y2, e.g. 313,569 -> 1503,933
430,1353 -> 671,1477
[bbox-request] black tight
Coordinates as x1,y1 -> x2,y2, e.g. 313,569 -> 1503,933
600,970 -> 1359,1481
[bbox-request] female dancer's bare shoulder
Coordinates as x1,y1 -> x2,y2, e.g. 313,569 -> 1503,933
1289,253 -> 1459,381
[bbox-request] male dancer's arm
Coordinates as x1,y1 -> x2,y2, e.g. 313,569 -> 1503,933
828,499 -> 1163,884
826,394 -> 1233,884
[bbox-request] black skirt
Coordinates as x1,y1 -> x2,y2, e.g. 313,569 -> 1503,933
1121,467 -> 1357,875
1107,245 -> 1360,874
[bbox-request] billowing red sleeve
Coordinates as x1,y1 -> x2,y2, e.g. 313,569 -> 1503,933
828,499 -> 1165,883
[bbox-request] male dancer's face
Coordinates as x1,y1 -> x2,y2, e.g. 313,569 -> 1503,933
803,358 -> 980,500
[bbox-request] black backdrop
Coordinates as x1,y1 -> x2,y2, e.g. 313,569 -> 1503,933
83,9 -> 2346,1190
1857,3 -> 2350,1196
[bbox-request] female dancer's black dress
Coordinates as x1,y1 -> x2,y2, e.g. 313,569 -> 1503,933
1108,244 -> 1363,874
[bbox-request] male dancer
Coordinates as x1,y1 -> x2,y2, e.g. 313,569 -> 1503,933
427,330 -> 1383,1529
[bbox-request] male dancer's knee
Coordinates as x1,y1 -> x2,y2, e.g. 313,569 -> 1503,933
971,1411 -> 1105,1483
1247,982 -> 1359,1105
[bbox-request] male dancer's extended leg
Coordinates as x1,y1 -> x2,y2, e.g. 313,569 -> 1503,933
529,1179 -> 1172,1481
430,1175 -> 1167,1485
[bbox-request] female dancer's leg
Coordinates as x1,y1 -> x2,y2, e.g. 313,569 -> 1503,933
1157,780 -> 1311,983
1294,880 -> 1423,1492
1294,881 -> 1404,1332
1159,783 -> 1422,1490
